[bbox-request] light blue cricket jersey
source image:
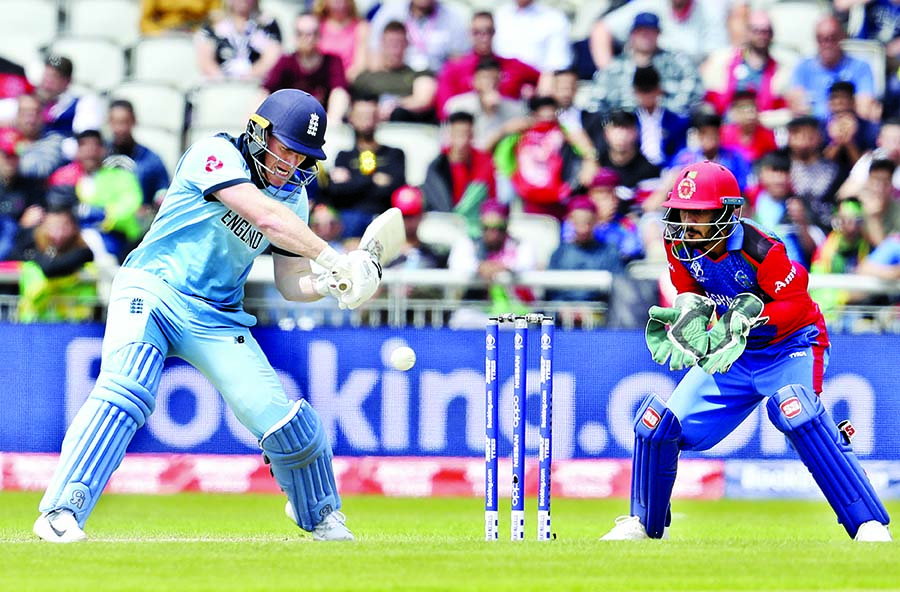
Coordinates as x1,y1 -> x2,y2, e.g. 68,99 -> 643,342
123,133 -> 310,310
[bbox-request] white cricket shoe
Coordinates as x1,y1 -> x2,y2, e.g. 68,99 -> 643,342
600,515 -> 669,541
855,521 -> 892,542
33,509 -> 86,543
285,501 -> 354,541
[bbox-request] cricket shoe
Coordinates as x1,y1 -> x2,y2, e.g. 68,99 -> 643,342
33,509 -> 86,543
855,521 -> 892,542
599,516 -> 669,541
285,501 -> 354,541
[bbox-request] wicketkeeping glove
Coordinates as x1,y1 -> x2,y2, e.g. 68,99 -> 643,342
700,292 -> 767,374
645,293 -> 716,371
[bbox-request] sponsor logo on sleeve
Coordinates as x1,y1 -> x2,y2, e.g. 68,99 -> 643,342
205,155 -> 224,172
780,397 -> 802,419
773,265 -> 797,293
642,408 -> 661,429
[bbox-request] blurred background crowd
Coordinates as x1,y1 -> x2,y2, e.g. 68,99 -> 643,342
1,0 -> 900,329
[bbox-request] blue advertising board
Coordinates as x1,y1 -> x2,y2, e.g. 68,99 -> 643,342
2,324 -> 899,462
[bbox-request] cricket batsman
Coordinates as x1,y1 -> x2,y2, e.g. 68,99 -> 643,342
33,89 -> 382,542
601,161 -> 891,542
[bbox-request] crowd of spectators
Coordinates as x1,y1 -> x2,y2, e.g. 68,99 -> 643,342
3,0 -> 900,325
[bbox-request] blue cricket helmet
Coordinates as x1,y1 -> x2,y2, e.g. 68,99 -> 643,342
251,89 -> 327,161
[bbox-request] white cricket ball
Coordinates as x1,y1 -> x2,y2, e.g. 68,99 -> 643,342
389,346 -> 416,371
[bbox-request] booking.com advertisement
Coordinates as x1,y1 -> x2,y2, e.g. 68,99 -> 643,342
3,324 -> 900,466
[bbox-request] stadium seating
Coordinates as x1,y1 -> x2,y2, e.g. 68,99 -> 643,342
48,36 -> 127,92
259,0 -> 298,50
507,212 -> 560,270
0,0 -> 59,51
112,81 -> 187,135
841,39 -> 887,99
66,0 -> 141,48
768,1 -> 830,58
0,34 -> 45,75
131,34 -> 201,92
132,125 -> 184,176
322,123 -> 355,171
191,81 -> 263,131
416,211 -> 469,253
374,122 -> 442,187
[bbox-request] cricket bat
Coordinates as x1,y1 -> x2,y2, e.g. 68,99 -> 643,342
335,207 -> 406,292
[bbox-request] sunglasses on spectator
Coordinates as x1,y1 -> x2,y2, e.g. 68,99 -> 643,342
816,34 -> 840,43
472,27 -> 495,36
482,221 -> 507,230
750,27 -> 772,34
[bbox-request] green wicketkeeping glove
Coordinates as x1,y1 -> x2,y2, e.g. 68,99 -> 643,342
645,293 -> 716,371
700,293 -> 767,374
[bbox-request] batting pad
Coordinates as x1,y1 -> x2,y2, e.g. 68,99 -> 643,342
767,385 -> 890,538
260,399 -> 340,532
39,342 -> 163,527
631,394 -> 682,539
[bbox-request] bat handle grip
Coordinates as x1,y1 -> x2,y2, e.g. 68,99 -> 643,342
335,278 -> 351,293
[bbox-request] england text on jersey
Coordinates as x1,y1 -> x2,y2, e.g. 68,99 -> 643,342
221,210 -> 264,249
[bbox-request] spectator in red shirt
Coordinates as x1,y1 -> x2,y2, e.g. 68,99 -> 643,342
0,56 -> 33,101
720,89 -> 778,162
263,12 -> 350,123
435,11 -> 539,119
422,111 -> 496,235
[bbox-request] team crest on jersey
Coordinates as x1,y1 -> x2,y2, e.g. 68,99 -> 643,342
205,155 -> 224,172
734,270 -> 753,289
689,259 -> 707,283
676,170 -> 698,200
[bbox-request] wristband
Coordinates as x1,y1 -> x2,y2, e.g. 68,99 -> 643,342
314,245 -> 340,270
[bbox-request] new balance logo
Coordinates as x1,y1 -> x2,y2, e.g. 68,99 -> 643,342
129,298 -> 144,314
234,335 -> 245,344
307,113 -> 320,136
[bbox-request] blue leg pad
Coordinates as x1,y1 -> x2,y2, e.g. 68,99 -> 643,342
631,394 -> 682,539
767,385 -> 890,538
40,343 -> 162,527
260,399 -> 340,532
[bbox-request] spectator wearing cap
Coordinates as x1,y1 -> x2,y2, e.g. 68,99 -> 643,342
630,64 -> 688,168
585,168 -> 645,263
0,130 -> 45,247
106,99 -> 171,208
782,115 -> 841,230
7,196 -> 97,323
422,111 -> 495,235
787,15 -> 879,122
448,199 -> 537,314
435,11 -> 539,120
749,151 -> 825,269
547,196 -> 624,302
443,57 -> 529,153
389,185 -> 447,272
494,96 -> 600,220
590,1 -> 728,69
321,92 -> 407,238
719,89 -> 778,163
48,130 -> 144,261
821,81 -> 879,181
588,11 -> 704,119
0,94 -> 66,184
595,110 -> 661,193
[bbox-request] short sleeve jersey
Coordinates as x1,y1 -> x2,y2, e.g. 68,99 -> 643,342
123,134 -> 310,310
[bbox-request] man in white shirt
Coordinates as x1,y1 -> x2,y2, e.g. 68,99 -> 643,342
493,0 -> 572,91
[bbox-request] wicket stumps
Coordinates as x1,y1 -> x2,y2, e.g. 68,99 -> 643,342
485,313 -> 554,541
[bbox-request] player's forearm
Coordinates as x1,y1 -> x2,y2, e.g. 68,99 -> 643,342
258,206 -> 329,259
279,273 -> 325,302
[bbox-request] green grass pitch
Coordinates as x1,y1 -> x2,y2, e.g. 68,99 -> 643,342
1,491 -> 898,591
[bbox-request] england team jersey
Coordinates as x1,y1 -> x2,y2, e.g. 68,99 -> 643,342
123,133 -> 310,310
